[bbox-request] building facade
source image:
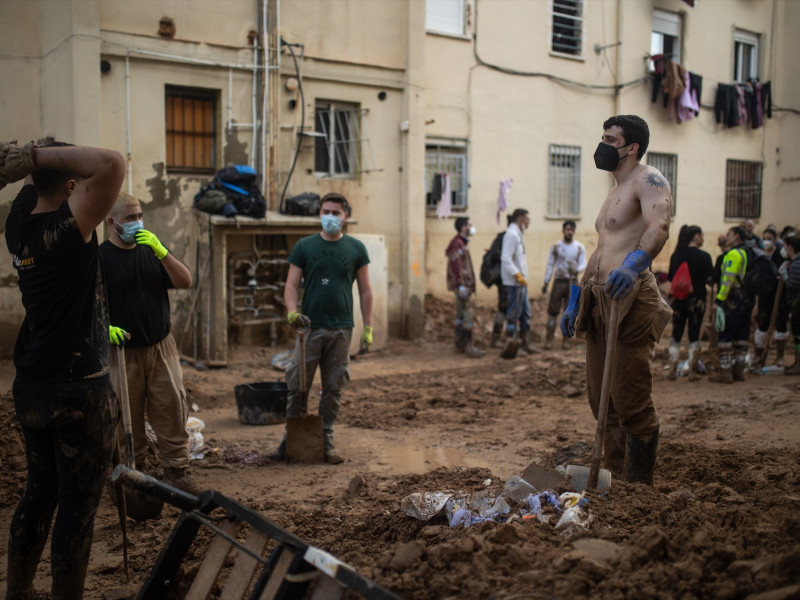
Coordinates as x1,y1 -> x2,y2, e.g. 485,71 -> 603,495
0,0 -> 797,355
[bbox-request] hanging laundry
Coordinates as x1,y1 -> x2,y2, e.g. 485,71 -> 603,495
650,54 -> 667,104
664,59 -> 687,121
677,70 -> 699,124
430,173 -> 443,203
497,178 -> 513,224
688,73 -> 703,116
437,173 -> 452,219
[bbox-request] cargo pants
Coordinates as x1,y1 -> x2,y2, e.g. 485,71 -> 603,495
576,272 -> 672,436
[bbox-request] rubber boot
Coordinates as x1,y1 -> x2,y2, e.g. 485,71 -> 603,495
454,325 -> 465,353
785,345 -> 800,375
622,429 -> 659,485
667,342 -> 679,381
749,346 -> 765,374
268,436 -> 287,462
709,347 -> 734,383
323,433 -> 344,464
163,466 -> 202,495
544,320 -> 555,350
732,345 -> 748,382
490,316 -> 504,348
687,342 -> 701,382
463,328 -> 485,358
603,425 -> 626,476
775,339 -> 786,368
520,330 -> 539,355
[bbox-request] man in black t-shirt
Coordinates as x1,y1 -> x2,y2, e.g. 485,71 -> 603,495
3,140 -> 124,600
100,192 -> 195,492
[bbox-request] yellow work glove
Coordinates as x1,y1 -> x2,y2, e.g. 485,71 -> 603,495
109,325 -> 128,346
514,272 -> 527,287
287,311 -> 311,329
135,229 -> 168,260
359,326 -> 373,354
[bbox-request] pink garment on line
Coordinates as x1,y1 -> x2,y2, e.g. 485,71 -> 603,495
497,178 -> 512,224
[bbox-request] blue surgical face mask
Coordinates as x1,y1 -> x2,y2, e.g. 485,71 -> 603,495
320,214 -> 342,235
115,219 -> 143,244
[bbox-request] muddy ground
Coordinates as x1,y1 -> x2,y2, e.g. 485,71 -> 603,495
0,295 -> 799,600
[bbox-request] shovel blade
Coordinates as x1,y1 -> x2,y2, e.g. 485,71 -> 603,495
565,465 -> 612,492
286,414 -> 325,463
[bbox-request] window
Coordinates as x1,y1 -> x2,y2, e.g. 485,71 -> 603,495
548,144 -> 580,217
426,0 -> 466,36
651,10 -> 681,66
647,152 -> 678,216
734,30 -> 759,81
165,86 -> 217,173
552,0 -> 583,56
725,160 -> 762,219
425,141 -> 468,210
314,101 -> 371,178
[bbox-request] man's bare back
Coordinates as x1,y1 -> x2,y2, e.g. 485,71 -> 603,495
585,129 -> 672,283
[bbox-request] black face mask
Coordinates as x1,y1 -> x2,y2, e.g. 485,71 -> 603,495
594,142 -> 630,172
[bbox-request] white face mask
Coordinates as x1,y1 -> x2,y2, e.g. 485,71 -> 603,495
781,247 -> 789,259
763,240 -> 774,251
468,226 -> 476,237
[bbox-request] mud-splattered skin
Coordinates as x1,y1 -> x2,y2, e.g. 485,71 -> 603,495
584,126 -> 672,284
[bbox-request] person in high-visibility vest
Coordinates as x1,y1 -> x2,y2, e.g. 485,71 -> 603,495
710,226 -> 754,383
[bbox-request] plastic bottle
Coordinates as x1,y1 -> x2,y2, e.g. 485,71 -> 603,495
761,365 -> 785,375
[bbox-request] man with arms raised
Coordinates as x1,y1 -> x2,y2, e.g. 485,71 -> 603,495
561,115 -> 672,485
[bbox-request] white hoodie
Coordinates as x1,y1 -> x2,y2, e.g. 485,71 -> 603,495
500,222 -> 528,286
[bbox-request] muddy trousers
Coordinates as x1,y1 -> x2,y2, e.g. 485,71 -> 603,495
109,333 -> 189,469
285,327 -> 352,439
8,376 -> 118,600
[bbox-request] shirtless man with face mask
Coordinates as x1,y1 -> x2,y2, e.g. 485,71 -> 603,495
560,115 -> 673,485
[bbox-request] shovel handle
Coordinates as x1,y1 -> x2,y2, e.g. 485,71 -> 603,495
297,328 -> 308,415
115,345 -> 136,469
588,297 -> 621,490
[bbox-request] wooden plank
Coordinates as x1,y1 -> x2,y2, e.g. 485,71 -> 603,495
184,518 -> 243,600
257,549 -> 295,600
219,529 -> 269,600
309,576 -> 345,600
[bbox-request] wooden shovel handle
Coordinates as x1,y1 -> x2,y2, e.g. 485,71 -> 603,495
588,297 -> 621,490
298,329 -> 307,415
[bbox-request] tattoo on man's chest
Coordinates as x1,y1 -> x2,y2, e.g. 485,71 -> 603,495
645,173 -> 667,189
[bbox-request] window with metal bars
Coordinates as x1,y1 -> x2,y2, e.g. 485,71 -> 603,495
725,160 -> 762,219
165,86 -> 217,173
548,144 -> 581,217
552,0 -> 583,56
647,152 -> 678,216
314,101 -> 375,178
425,143 -> 468,210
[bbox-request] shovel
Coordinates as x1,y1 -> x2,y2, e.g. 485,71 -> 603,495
566,297 -> 620,492
285,326 -> 325,463
113,345 -> 164,521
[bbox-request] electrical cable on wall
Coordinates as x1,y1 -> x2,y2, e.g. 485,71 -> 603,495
472,0 -> 647,93
279,38 -> 305,214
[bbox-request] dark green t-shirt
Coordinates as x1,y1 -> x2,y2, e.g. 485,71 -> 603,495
289,233 -> 370,329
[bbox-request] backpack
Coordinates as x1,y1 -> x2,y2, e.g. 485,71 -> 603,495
739,247 -> 778,295
480,232 -> 505,288
671,261 -> 693,300
193,165 -> 267,218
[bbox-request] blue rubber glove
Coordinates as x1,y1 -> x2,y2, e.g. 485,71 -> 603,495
605,250 -> 652,299
560,284 -> 582,338
714,305 -> 726,332
457,285 -> 470,300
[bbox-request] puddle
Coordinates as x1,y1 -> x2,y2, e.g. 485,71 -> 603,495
372,445 -> 488,474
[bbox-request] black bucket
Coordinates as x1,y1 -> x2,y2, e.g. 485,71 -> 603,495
235,382 -> 288,425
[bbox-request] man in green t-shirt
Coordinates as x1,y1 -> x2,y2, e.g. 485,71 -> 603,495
270,193 -> 373,464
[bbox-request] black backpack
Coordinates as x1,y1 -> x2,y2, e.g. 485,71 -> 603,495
480,232 -> 505,288
739,247 -> 778,295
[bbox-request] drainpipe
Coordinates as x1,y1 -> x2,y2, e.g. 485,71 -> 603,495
261,0 -> 268,203
614,0 -> 623,115
125,50 -> 132,194
251,33 -> 258,170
